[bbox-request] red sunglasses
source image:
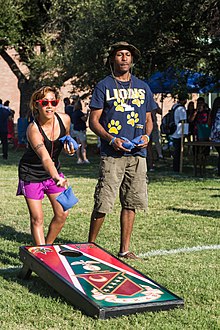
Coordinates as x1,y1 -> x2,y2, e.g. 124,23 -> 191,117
36,99 -> 59,107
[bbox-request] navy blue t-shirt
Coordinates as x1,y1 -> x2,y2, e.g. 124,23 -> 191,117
0,106 -> 11,133
71,109 -> 87,131
90,74 -> 156,157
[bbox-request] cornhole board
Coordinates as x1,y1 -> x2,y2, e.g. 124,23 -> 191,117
19,243 -> 184,319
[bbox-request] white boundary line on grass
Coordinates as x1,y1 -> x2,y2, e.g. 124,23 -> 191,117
138,244 -> 220,258
0,244 -> 220,271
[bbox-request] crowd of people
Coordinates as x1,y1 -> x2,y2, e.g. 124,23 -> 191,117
0,41 -> 219,257
170,95 -> 220,173
149,95 -> 220,174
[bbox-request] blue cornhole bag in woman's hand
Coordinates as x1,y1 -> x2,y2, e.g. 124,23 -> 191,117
56,186 -> 78,211
59,135 -> 79,151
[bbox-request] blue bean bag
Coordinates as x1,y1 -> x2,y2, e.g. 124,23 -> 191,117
121,137 -> 135,150
59,135 -> 79,151
56,186 -> 78,211
131,135 -> 145,145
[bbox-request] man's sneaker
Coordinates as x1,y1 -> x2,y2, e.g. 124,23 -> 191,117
83,159 -> 90,164
77,159 -> 83,164
118,251 -> 140,260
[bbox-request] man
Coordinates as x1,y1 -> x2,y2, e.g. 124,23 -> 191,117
170,92 -> 188,172
0,99 -> 12,159
88,41 -> 155,259
147,103 -> 163,171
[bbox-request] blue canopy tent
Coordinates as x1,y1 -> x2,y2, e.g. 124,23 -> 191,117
147,68 -> 177,94
147,68 -> 219,94
147,69 -> 220,114
186,72 -> 220,94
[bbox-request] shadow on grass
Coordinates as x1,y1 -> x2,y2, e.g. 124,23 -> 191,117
0,249 -> 21,266
0,267 -> 89,317
171,207 -> 220,218
0,224 -> 32,245
0,267 -> 67,301
0,224 -> 80,267
201,187 -> 220,190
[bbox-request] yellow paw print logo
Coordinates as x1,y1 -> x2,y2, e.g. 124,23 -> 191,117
132,99 -> 144,107
108,119 -> 122,134
114,98 -> 125,112
127,112 -> 139,127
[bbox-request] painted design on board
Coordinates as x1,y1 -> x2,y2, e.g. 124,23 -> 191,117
26,244 -> 179,308
28,247 -> 53,255
56,245 -> 176,307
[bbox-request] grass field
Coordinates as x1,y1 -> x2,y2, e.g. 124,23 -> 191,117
0,135 -> 219,330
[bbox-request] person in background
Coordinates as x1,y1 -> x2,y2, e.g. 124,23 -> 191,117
209,96 -> 220,176
64,95 -> 78,137
7,109 -> 15,145
17,86 -> 76,245
63,97 -> 71,114
0,99 -> 12,159
188,97 -> 210,141
65,95 -> 79,117
170,92 -> 188,172
71,97 -> 90,164
3,100 -> 11,111
147,103 -> 163,171
186,101 -> 195,140
88,41 -> 154,259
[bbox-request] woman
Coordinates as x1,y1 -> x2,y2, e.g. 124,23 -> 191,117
188,99 -> 210,141
17,86 -> 76,245
209,96 -> 220,176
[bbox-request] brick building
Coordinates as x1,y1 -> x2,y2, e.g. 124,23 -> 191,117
0,48 -> 76,123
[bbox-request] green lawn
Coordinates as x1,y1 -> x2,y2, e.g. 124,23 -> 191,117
0,136 -> 219,330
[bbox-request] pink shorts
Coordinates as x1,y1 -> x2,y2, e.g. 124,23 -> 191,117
17,173 -> 65,200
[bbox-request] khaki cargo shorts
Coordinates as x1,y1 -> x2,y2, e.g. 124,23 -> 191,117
93,156 -> 148,214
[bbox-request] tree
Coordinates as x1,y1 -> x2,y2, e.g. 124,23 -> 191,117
1,0 -> 219,117
49,0 -> 220,92
0,0 -> 55,117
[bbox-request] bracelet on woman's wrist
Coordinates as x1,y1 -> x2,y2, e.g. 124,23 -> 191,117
109,137 -> 116,145
144,134 -> 150,142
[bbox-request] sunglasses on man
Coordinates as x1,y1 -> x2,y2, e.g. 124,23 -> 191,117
37,99 -> 59,107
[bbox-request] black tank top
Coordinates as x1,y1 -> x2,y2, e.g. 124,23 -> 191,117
19,113 -> 66,182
